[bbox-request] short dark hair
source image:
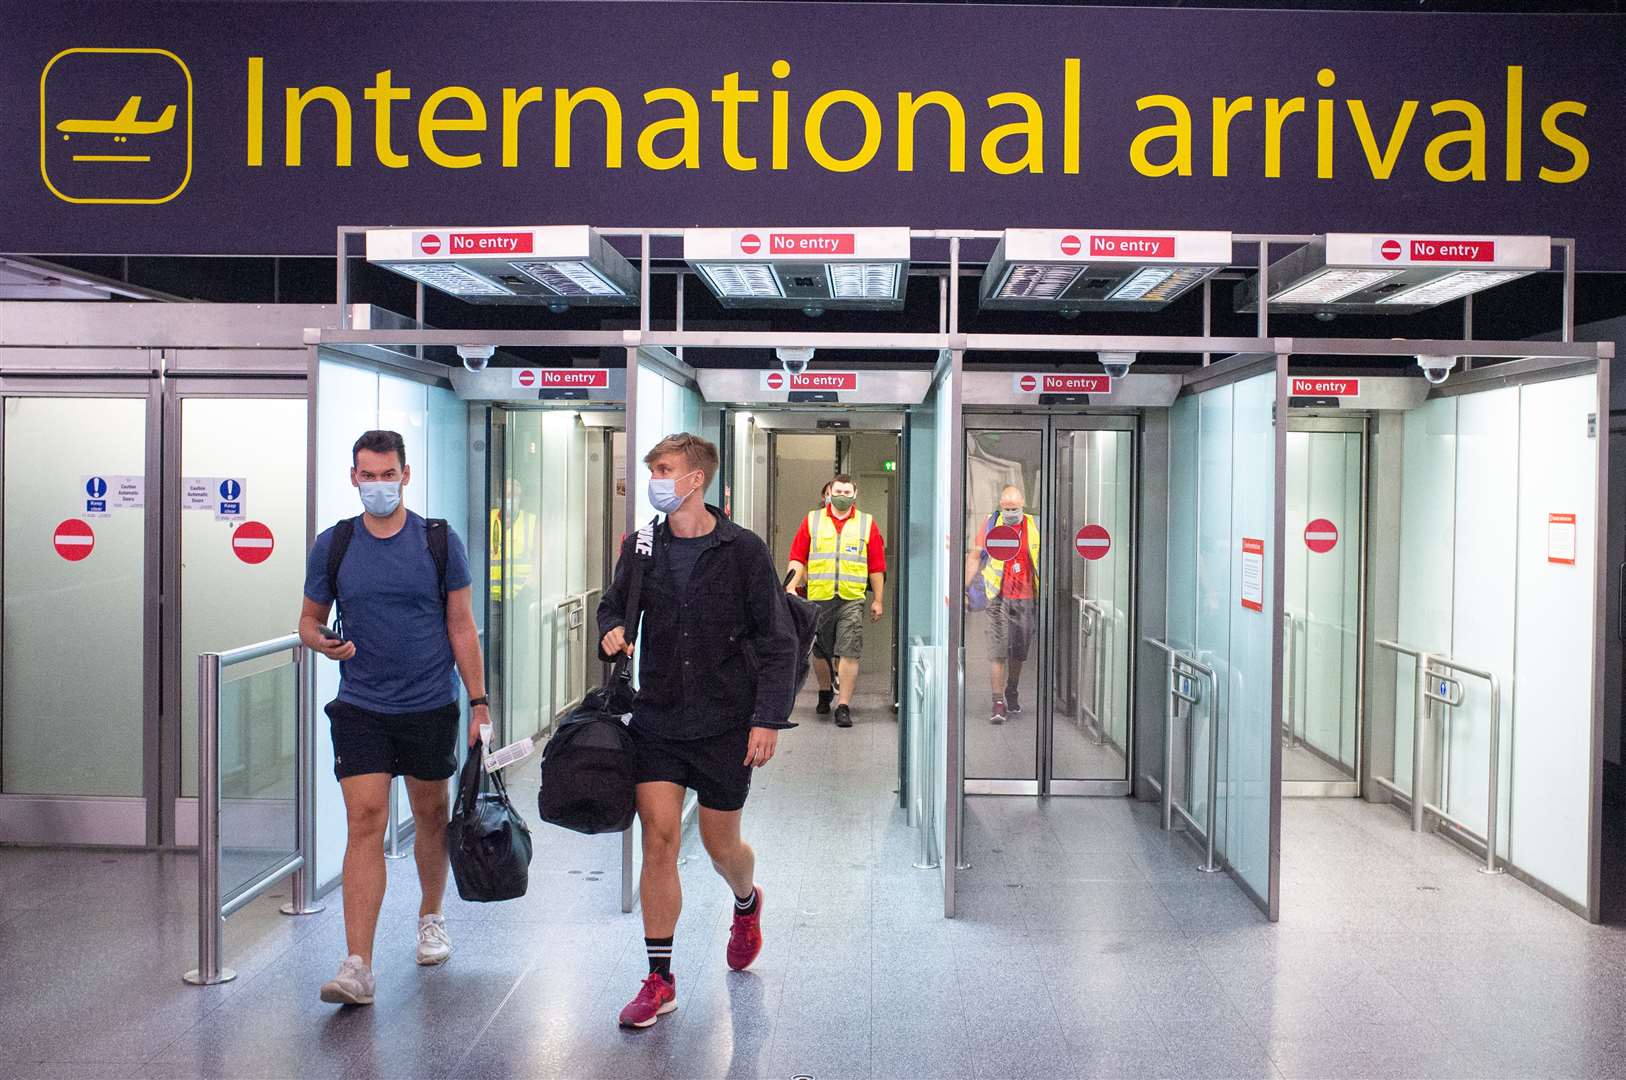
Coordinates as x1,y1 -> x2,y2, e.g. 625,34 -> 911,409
353,430 -> 406,469
831,473 -> 856,490
644,432 -> 720,484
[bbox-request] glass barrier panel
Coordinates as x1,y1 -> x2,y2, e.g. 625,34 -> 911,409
218,653 -> 299,907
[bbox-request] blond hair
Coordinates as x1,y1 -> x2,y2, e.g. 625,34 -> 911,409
643,432 -> 719,484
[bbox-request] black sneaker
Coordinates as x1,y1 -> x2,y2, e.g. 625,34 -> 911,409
816,690 -> 833,716
834,704 -> 853,728
1006,687 -> 1022,714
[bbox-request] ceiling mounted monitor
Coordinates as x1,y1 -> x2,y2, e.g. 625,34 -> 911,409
684,227 -> 911,311
365,226 -> 639,307
979,229 -> 1231,313
1237,233 -> 1550,315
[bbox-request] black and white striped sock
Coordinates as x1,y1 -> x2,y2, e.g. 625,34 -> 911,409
645,936 -> 673,978
734,887 -> 759,917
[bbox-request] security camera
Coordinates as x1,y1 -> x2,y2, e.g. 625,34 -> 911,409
1099,351 -> 1136,380
776,345 -> 814,377
457,345 -> 495,373
1416,355 -> 1456,386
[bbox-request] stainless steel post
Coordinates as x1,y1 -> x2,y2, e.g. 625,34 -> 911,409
1410,654 -> 1431,833
184,654 -> 236,985
1199,669 -> 1223,873
1284,613 -> 1297,747
1161,652 -> 1176,831
384,779 -> 408,859
1479,669 -> 1504,875
282,647 -> 325,917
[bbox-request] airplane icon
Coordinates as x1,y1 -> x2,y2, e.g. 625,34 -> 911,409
57,95 -> 177,141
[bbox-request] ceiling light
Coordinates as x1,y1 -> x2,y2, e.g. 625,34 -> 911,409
1270,268 -> 1401,305
698,263 -> 784,299
1107,266 -> 1216,302
828,263 -> 899,300
386,262 -> 513,297
1375,270 -> 1528,306
512,260 -> 623,297
999,264 -> 1084,300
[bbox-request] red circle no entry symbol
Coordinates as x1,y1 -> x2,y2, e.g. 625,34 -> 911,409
421,233 -> 442,255
1304,518 -> 1339,554
1018,374 -> 1038,392
741,233 -> 761,254
984,524 -> 1022,562
1075,523 -> 1111,561
518,369 -> 536,387
1380,239 -> 1402,261
232,521 -> 276,565
1060,234 -> 1082,256
53,518 -> 95,562
766,371 -> 785,390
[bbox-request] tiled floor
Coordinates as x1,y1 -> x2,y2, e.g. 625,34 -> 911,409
3,698 -> 1625,1079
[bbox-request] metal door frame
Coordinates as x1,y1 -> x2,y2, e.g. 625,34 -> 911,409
0,372 -> 163,846
1282,414 -> 1368,799
961,411 -> 1138,797
163,375 -> 308,848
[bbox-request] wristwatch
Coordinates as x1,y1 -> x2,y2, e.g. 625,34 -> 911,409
468,696 -> 489,709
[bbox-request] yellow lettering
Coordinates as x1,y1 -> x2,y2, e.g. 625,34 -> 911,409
1539,101 -> 1588,183
771,59 -> 791,170
1064,57 -> 1081,174
1424,99 -> 1486,182
980,92 -> 1044,175
364,69 -> 411,169
246,57 -> 263,167
1210,96 -> 1253,178
1506,66 -> 1523,181
501,87 -> 544,168
897,91 -> 966,173
711,72 -> 759,171
1264,97 -> 1305,178
1346,99 -> 1417,180
554,87 -> 623,169
1316,69 -> 1336,179
805,90 -> 882,172
1130,93 -> 1191,178
284,85 -> 352,167
417,87 -> 485,169
638,87 -> 700,170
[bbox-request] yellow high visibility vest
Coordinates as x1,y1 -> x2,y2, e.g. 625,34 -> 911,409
489,507 -> 536,599
805,508 -> 873,602
980,513 -> 1041,596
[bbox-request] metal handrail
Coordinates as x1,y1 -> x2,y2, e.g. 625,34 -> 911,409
185,633 -> 322,987
1142,637 -> 1222,874
1373,639 -> 1504,875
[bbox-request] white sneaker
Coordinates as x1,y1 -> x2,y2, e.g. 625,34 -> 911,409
319,954 -> 375,1005
416,913 -> 451,966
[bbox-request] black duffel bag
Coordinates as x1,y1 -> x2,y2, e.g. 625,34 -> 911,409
537,661 -> 639,834
446,743 -> 533,902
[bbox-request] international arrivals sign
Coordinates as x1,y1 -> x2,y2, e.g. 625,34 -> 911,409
1,2 -> 1623,264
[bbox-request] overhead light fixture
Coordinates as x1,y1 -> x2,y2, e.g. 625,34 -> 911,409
685,227 -> 910,310
1239,233 -> 1549,314
365,226 -> 639,307
980,229 -> 1231,312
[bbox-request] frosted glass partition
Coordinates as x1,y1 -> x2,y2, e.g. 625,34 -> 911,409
311,351 -> 473,888
1394,373 -> 1601,909
1164,368 -> 1281,911
3,397 -> 147,797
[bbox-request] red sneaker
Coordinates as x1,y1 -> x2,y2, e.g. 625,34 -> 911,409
727,886 -> 764,971
617,972 -> 676,1029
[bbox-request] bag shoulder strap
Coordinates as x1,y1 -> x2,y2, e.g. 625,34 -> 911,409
326,516 -> 358,614
622,517 -> 659,648
425,517 -> 449,602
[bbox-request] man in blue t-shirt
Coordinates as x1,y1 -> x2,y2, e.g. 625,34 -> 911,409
298,429 -> 483,1007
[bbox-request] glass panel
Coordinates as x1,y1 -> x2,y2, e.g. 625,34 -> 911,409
502,410 -> 546,740
181,397 -> 307,798
931,369 -> 954,867
1193,386 -> 1234,835
1053,428 -> 1134,782
3,397 -> 146,796
962,429 -> 1041,782
218,654 -> 298,905
1164,396 -> 1200,811
904,394 -> 940,851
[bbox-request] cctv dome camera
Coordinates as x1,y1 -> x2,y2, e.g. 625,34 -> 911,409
1099,351 -> 1135,381
776,345 -> 815,377
457,344 -> 496,373
1416,355 -> 1456,386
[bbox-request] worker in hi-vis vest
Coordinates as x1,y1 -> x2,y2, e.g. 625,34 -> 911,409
965,485 -> 1039,725
785,474 -> 886,730
488,478 -> 538,604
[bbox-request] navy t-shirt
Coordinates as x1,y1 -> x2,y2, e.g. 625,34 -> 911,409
665,533 -> 709,594
303,512 -> 473,714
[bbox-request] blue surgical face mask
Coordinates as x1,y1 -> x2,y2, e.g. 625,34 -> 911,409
648,470 -> 700,514
358,480 -> 402,517
1000,508 -> 1024,526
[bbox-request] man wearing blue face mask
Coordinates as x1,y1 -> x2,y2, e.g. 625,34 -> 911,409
298,430 -> 483,1006
965,485 -> 1040,725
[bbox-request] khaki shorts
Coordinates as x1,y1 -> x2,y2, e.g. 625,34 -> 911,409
986,597 -> 1036,662
813,597 -> 866,660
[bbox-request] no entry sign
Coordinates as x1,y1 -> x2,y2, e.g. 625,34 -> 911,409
53,518 -> 95,561
1304,518 -> 1339,554
1075,523 -> 1111,560
984,524 -> 1022,562
231,521 -> 276,564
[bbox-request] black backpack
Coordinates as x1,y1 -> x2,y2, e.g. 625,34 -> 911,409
446,742 -> 533,902
777,570 -> 820,711
326,515 -> 449,634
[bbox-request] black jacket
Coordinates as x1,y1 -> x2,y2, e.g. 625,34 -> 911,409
596,507 -> 797,738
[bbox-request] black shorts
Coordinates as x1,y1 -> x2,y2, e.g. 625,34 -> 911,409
631,724 -> 753,811
326,699 -> 460,782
